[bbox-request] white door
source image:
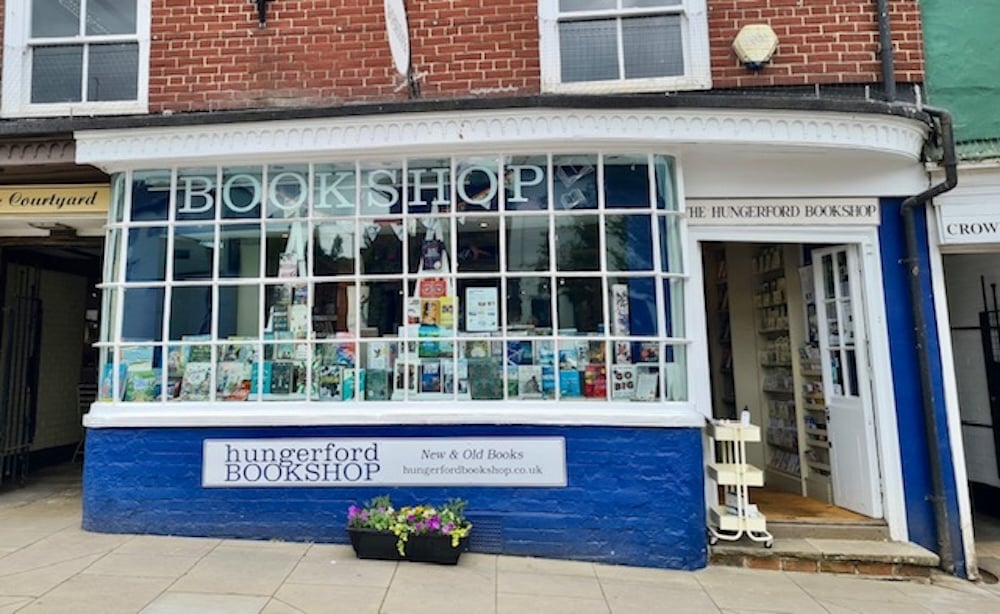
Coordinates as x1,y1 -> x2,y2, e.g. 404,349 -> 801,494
813,246 -> 883,517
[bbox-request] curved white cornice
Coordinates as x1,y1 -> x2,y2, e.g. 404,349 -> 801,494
74,107 -> 928,169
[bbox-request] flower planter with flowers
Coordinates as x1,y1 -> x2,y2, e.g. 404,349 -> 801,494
346,496 -> 472,565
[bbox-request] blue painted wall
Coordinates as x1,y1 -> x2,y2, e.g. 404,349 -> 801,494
83,424 -> 707,570
878,198 -> 966,576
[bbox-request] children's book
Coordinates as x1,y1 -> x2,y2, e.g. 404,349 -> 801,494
535,343 -> 555,367
518,365 -> 543,398
583,364 -> 607,399
343,368 -> 363,400
586,341 -> 606,365
217,361 -> 251,400
315,365 -> 344,401
558,370 -> 582,398
636,342 -> 659,363
180,362 -> 211,401
289,304 -> 310,337
124,368 -> 160,402
420,298 -> 441,326
418,340 -> 440,358
99,363 -> 128,401
367,342 -> 390,370
610,365 -> 636,400
120,346 -> 154,369
614,341 -> 632,365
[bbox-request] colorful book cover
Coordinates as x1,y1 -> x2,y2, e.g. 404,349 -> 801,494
541,366 -> 556,397
217,361 -> 251,400
439,296 -> 455,328
465,339 -> 490,359
557,346 -> 578,371
270,361 -> 296,395
315,365 -> 344,401
420,239 -> 445,272
584,364 -> 607,399
636,342 -> 659,363
610,365 -> 636,400
166,345 -> 185,378
365,369 -> 390,400
635,367 -> 659,401
506,340 -> 533,366
614,341 -> 632,365
343,368 -> 363,400
420,298 -> 441,326
99,363 -> 128,401
467,358 -> 502,400
289,304 -> 310,337
517,365 -> 543,398
367,342 -> 390,370
418,340 -> 440,358
120,346 -> 154,369
251,361 -> 273,395
535,343 -> 555,367
587,341 -> 606,365
180,362 -> 211,401
335,342 -> 357,366
124,368 -> 161,402
558,370 -> 582,398
420,361 -> 442,393
185,344 -> 213,364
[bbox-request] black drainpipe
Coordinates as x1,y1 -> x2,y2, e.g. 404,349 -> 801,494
876,0 -> 897,101
900,106 -> 958,573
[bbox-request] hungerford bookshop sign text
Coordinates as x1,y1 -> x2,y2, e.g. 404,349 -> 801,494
202,437 -> 567,487
687,199 -> 879,225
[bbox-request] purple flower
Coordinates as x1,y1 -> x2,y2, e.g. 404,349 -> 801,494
347,505 -> 362,521
428,517 -> 442,532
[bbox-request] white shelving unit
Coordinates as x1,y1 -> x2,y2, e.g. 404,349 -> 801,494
707,420 -> 773,548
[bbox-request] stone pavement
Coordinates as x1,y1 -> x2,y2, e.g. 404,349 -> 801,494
0,464 -> 998,613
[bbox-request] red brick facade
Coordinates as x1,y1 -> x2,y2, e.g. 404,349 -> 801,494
0,1 -> 924,114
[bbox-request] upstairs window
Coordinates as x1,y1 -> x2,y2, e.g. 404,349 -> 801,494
2,1 -> 150,117
539,0 -> 710,94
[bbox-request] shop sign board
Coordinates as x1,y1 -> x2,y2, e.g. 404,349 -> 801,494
687,199 -> 879,225
936,201 -> 1000,245
0,184 -> 110,215
203,437 -> 567,487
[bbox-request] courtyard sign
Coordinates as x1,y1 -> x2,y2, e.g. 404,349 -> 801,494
0,184 -> 109,215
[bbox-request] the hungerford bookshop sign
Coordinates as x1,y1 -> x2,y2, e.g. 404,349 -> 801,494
0,184 -> 110,215
202,437 -> 567,487
687,199 -> 879,225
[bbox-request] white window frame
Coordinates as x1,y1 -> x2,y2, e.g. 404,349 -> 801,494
538,0 -> 710,94
1,0 -> 151,118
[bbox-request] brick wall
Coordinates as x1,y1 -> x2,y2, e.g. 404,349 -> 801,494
82,424 -> 708,570
709,0 -> 924,89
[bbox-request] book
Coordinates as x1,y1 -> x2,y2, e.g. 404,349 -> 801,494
467,358 -> 502,400
251,361 -> 273,395
418,340 -> 440,358
180,362 -> 211,401
420,239 -> 445,272
584,364 -> 607,399
611,283 -> 631,336
635,367 -> 659,401
506,365 -> 519,398
271,308 -> 289,332
100,363 -> 128,401
420,361 -> 442,393
343,368 -> 363,400
441,360 -> 455,394
365,369 -> 390,400
120,346 -> 154,369
557,346 -> 578,370
465,339 -> 490,359
586,341 -> 606,365
278,252 -> 299,278
217,361 -> 251,400
610,365 -> 636,400
367,342 -> 390,370
636,342 -> 659,363
439,296 -> 455,328
614,341 -> 632,365
541,366 -> 556,397
558,370 -> 582,398
535,343 -> 554,367
517,365 -> 543,398
420,298 -> 441,326
289,304 -> 310,337
124,368 -> 161,402
506,340 -> 533,366
271,361 -> 296,395
315,365 -> 344,401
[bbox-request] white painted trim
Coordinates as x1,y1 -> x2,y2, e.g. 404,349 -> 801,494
926,208 -> 981,580
74,107 -> 928,170
82,401 -> 706,429
687,223 -> 909,541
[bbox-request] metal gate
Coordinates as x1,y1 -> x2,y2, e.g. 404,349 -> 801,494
0,266 -> 42,487
978,277 -> 1000,478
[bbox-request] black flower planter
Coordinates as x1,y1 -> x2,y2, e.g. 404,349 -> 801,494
347,528 -> 469,565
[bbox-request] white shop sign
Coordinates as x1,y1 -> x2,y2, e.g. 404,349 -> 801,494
936,201 -> 1000,245
203,437 -> 567,487
688,199 -> 879,225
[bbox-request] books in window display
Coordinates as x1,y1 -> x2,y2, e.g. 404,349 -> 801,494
270,361 -> 297,395
517,365 -> 543,399
505,365 -> 519,398
467,358 -> 503,400
420,361 -> 442,394
366,369 -> 391,400
251,361 -> 273,395
218,361 -> 252,401
506,340 -> 533,366
557,347 -> 578,371
124,368 -> 161,402
180,362 -> 212,401
634,367 -> 660,402
610,365 -> 636,400
583,365 -> 607,399
315,365 -> 344,401
558,370 -> 582,398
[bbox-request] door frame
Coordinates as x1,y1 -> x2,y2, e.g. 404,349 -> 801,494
687,225 -> 908,541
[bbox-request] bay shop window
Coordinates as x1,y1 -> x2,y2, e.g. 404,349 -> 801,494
98,154 -> 688,404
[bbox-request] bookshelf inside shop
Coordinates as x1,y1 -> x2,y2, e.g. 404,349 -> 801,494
798,263 -> 833,503
705,246 -> 736,421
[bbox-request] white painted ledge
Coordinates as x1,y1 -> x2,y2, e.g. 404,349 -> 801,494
82,401 -> 706,429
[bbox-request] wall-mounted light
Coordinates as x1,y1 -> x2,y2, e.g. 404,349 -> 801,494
254,0 -> 273,28
732,24 -> 779,72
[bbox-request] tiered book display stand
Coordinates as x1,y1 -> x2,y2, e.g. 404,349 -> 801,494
707,420 -> 773,548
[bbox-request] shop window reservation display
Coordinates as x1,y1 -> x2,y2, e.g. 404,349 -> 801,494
98,154 -> 688,404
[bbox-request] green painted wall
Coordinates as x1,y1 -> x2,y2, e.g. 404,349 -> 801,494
922,2 -> 1000,148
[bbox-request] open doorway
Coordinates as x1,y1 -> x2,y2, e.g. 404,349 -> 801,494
702,241 -> 884,525
0,241 -> 102,486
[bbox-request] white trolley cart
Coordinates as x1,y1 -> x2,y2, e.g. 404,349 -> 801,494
707,420 -> 773,548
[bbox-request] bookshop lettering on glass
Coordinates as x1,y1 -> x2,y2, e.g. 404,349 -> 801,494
99,154 -> 687,405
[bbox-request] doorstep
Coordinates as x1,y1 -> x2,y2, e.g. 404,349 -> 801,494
710,537 -> 939,579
